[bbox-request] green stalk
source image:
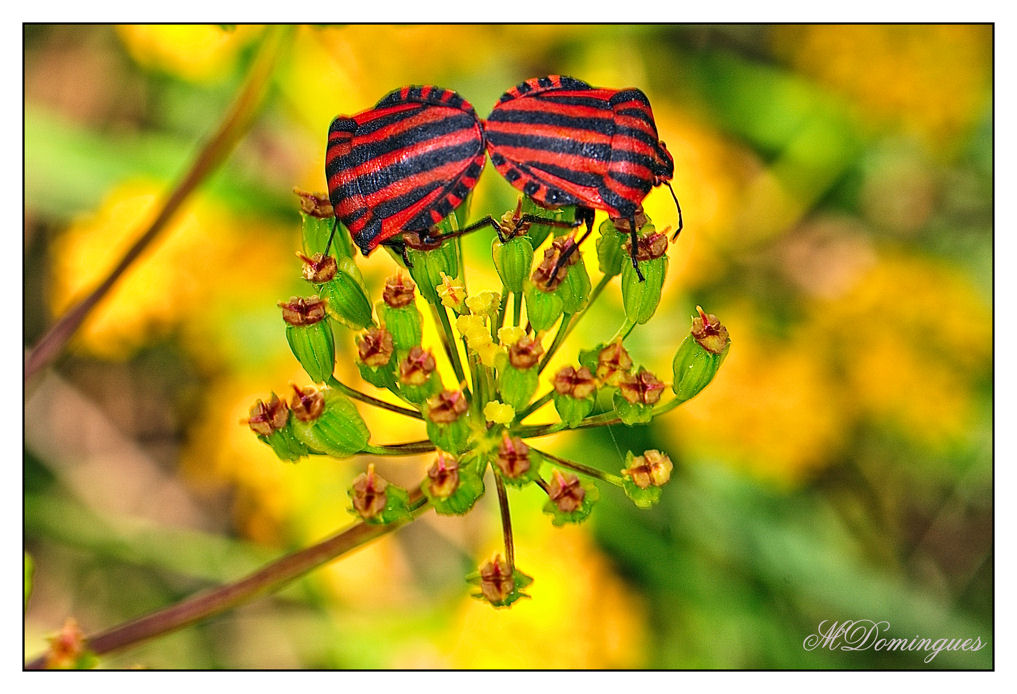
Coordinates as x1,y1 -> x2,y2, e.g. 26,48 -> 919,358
492,290 -> 509,342
513,291 -> 522,327
562,273 -> 612,342
326,376 -> 421,419
537,312 -> 573,374
361,441 -> 437,456
530,446 -> 624,486
429,304 -> 469,392
516,390 -> 554,421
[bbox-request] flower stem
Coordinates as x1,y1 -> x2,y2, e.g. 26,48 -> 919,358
493,473 -> 515,569
516,390 -> 554,421
537,312 -> 573,374
610,317 -> 637,343
562,272 -> 612,342
492,290 -> 508,341
24,488 -> 429,668
429,304 -> 469,392
361,441 -> 437,456
512,291 -> 522,327
531,446 -> 624,486
327,377 -> 422,419
25,27 -> 291,382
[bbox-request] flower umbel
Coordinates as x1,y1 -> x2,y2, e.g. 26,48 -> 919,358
246,188 -> 729,609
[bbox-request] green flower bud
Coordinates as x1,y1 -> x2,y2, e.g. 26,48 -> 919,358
294,188 -> 354,261
280,296 -> 335,383
555,252 -> 591,315
618,219 -> 667,323
596,219 -> 625,277
347,463 -> 412,524
673,307 -> 731,402
542,469 -> 598,526
397,347 -> 442,404
356,326 -> 397,389
524,281 -> 565,332
621,449 -> 673,508
246,393 -> 312,462
403,221 -> 460,305
290,386 -> 370,458
424,390 -> 471,454
552,365 -> 597,427
499,364 -> 539,412
421,452 -> 486,515
319,259 -> 374,330
467,554 -> 533,608
492,234 -> 534,294
494,433 -> 542,487
614,368 -> 666,426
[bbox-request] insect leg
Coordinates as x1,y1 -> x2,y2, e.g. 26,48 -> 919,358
664,181 -> 684,240
628,215 -> 645,282
324,217 -> 339,257
382,238 -> 413,268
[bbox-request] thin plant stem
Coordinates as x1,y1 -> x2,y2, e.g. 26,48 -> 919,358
512,292 -> 522,327
537,312 -> 573,374
429,304 -> 468,391
562,272 -> 612,342
516,390 -> 554,421
327,377 -> 421,419
491,290 -> 508,342
531,446 -> 624,486
25,27 -> 291,382
361,441 -> 437,456
609,318 -> 637,343
24,489 -> 429,668
493,473 -> 515,569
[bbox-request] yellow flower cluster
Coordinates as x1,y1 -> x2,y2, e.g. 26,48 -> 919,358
455,314 -> 505,368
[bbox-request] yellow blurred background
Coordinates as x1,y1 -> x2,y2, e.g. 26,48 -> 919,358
24,25 -> 992,669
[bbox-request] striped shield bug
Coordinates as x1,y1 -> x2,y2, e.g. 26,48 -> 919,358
484,75 -> 683,281
325,85 -> 487,258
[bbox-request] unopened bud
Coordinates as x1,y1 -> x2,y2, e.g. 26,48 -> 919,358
495,433 -> 540,485
620,218 -> 668,324
493,234 -> 534,293
425,452 -> 460,500
532,236 -> 579,292
290,386 -> 371,458
383,273 -> 416,308
398,346 -> 436,387
508,334 -> 544,370
298,252 -> 338,284
279,296 -> 327,326
281,298 -> 335,382
547,469 -> 585,513
673,307 -> 730,402
293,188 -> 334,219
618,368 -> 665,405
623,449 -> 674,489
422,452 -> 486,515
246,393 -> 290,436
596,339 -> 633,386
348,463 -> 412,524
357,327 -> 394,368
319,258 -> 374,330
524,281 -> 565,332
425,389 -> 469,424
425,390 -> 471,454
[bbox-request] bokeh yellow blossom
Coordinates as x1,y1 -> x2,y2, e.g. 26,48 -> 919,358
116,25 -> 262,84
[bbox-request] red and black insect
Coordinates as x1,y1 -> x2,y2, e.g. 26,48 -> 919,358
325,85 -> 487,257
484,75 -> 682,280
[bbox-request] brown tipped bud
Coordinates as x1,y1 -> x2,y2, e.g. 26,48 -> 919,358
496,433 -> 532,479
45,618 -> 88,670
398,346 -> 436,386
548,469 -> 586,513
553,365 -> 597,399
350,463 -> 389,519
596,339 -> 633,385
279,296 -> 328,326
623,449 -> 674,489
426,452 -> 460,500
425,389 -> 469,424
479,554 -> 516,604
357,326 -> 394,367
618,368 -> 666,405
383,273 -> 417,308
290,385 -> 326,422
508,334 -> 544,370
624,231 -> 668,261
532,236 -> 580,291
246,394 -> 289,435
610,209 -> 649,232
298,252 -> 338,283
293,188 -> 334,218
692,306 -> 730,355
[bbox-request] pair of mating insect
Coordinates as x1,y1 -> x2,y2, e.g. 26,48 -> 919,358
325,74 -> 682,282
